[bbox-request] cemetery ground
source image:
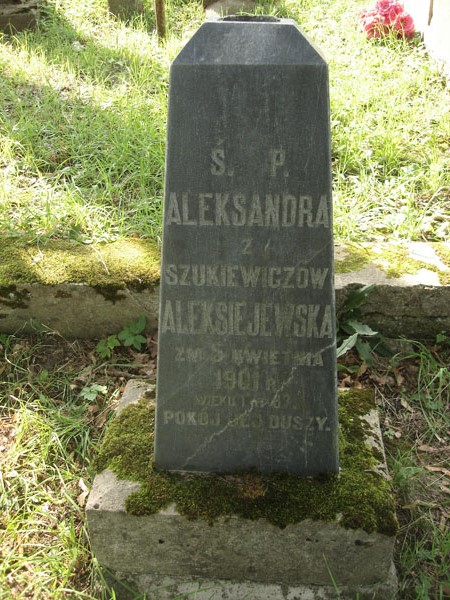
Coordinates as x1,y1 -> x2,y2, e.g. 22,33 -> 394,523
0,0 -> 449,599
0,330 -> 449,599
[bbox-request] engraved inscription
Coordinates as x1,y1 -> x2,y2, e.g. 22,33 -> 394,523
174,345 -> 325,367
211,148 -> 226,175
164,264 -> 329,289
166,192 -> 329,228
161,300 -> 333,338
162,409 -> 331,432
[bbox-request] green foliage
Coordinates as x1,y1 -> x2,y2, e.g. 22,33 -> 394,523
392,334 -> 450,444
96,334 -> 121,359
0,0 -> 449,245
96,316 -> 147,357
118,315 -> 147,350
0,335 -> 104,597
336,284 -> 389,365
80,383 -> 108,402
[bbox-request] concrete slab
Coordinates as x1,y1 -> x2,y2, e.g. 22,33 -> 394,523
87,382 -> 398,600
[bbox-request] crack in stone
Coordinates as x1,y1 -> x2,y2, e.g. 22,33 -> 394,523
179,340 -> 337,469
180,362 -> 303,470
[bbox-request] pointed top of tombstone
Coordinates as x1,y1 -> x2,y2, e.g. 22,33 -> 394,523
173,18 -> 327,66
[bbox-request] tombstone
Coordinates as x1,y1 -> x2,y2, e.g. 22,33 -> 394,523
154,16 -> 339,475
0,0 -> 38,32
107,0 -> 144,19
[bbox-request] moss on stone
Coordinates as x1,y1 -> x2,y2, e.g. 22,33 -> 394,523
435,243 -> 450,285
335,241 -> 450,285
94,390 -> 398,536
334,244 -> 370,274
435,243 -> 450,265
2,237 -> 447,289
0,237 -> 160,288
0,285 -> 31,309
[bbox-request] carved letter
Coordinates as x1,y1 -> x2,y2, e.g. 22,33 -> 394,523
211,148 -> 225,175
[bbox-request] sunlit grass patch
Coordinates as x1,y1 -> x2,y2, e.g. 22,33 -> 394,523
1,0 -> 449,245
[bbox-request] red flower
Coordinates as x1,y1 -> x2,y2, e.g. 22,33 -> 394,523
392,13 -> 415,38
360,1 -> 415,39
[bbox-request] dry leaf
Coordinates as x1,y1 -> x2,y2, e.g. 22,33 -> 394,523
370,373 -> 395,386
400,398 -> 414,412
87,404 -> 99,417
132,353 -> 150,366
77,491 -> 89,507
418,444 -> 439,454
78,478 -> 88,493
96,410 -> 109,429
77,478 -> 89,507
394,368 -> 405,387
356,362 -> 368,378
425,466 -> 450,477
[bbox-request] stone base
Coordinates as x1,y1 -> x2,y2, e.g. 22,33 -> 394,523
88,469 -> 397,599
102,565 -> 398,600
0,0 -> 38,32
87,383 -> 398,600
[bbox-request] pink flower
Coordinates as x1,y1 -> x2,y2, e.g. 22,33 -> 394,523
360,1 -> 415,40
392,13 -> 415,38
376,0 -> 403,20
360,9 -> 388,39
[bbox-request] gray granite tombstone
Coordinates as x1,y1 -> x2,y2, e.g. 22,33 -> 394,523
154,17 -> 338,475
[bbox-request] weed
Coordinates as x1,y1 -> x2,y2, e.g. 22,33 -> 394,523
96,334 -> 121,359
80,383 -> 108,402
336,284 -> 390,365
118,316 -> 147,350
96,316 -> 147,358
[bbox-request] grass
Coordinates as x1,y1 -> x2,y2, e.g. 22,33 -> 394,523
0,0 -> 449,246
374,336 -> 450,599
1,330 -> 449,598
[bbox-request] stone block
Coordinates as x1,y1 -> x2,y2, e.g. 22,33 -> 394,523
1,240 -> 448,340
0,0 -> 38,32
87,384 -> 398,600
0,282 -> 159,338
108,0 -> 144,18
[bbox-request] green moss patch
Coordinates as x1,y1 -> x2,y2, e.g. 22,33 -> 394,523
0,238 -> 160,288
94,389 -> 398,536
334,244 -> 371,274
335,241 -> 450,285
